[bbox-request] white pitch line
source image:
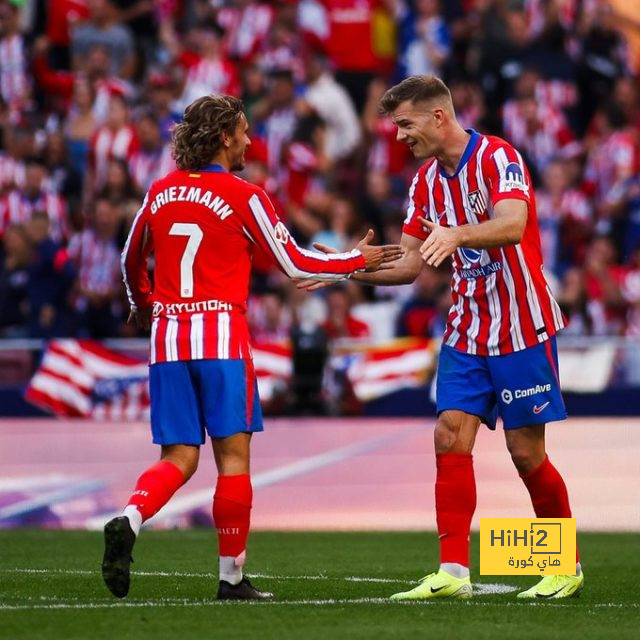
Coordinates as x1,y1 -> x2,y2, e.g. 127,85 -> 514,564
85,426 -> 422,530
0,568 -> 513,592
0,599 -> 637,611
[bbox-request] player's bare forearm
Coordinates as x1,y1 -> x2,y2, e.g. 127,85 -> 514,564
296,233 -> 421,291
456,201 -> 527,248
419,199 -> 527,267
349,233 -> 421,285
353,254 -> 421,286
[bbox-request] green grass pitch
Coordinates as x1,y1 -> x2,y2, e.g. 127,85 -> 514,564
0,529 -> 638,640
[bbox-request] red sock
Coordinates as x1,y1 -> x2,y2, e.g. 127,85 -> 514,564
126,460 -> 185,522
520,455 -> 580,563
213,474 -> 252,558
436,453 -> 476,567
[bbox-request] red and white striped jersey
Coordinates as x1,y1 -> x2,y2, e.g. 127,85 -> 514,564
0,189 -> 69,243
585,130 -> 637,201
89,124 -> 139,189
502,99 -> 574,172
122,166 -> 366,364
184,57 -> 240,98
403,130 -> 565,356
218,2 -> 274,62
129,144 -> 176,194
0,34 -> 29,112
68,229 -> 122,297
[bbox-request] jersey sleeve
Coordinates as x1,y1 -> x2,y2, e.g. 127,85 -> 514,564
402,168 -> 429,240
121,191 -> 154,310
242,189 -> 366,280
483,142 -> 532,207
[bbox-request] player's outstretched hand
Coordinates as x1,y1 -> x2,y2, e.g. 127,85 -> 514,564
127,307 -> 151,331
417,216 -> 460,267
357,229 -> 404,272
294,241 -> 339,291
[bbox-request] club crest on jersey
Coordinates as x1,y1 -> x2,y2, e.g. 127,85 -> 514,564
152,301 -> 164,317
502,162 -> 528,193
274,221 -> 290,244
467,190 -> 487,215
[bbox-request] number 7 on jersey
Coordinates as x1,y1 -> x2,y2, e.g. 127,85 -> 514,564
169,222 -> 203,298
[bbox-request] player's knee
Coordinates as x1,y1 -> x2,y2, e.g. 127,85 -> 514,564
434,419 -> 458,454
161,447 -> 199,481
508,447 -> 540,475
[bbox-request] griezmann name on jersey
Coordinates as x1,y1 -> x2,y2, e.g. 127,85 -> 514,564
403,130 -> 565,356
122,167 -> 366,364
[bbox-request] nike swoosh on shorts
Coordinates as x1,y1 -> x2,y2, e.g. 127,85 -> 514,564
533,401 -> 550,414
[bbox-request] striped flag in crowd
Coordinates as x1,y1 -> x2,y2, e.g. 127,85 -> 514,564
343,338 -> 436,402
24,338 -> 437,419
24,340 -> 150,420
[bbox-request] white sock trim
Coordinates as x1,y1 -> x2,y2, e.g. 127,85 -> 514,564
440,562 -> 470,579
219,556 -> 242,585
121,506 -> 142,537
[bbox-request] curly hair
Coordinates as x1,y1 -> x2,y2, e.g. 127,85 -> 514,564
172,95 -> 245,170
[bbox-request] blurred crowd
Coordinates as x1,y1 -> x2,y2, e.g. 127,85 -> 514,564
1,0 -> 640,343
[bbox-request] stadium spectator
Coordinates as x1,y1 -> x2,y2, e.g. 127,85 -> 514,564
24,211 -> 76,338
395,266 -> 448,338
584,103 -> 637,227
536,158 -> 593,276
322,285 -> 370,339
87,92 -> 139,194
68,196 -> 124,338
253,68 -> 297,182
0,223 -> 31,337
129,114 -> 175,194
400,0 -> 451,78
299,48 -> 362,165
583,234 -> 628,335
71,0 -> 136,79
248,286 -> 292,343
0,0 -> 638,345
556,266 -> 593,337
321,0 -> 383,113
217,0 -> 274,63
0,157 -> 70,244
145,70 -> 178,142
100,158 -> 139,216
0,0 -> 30,123
63,77 -> 98,178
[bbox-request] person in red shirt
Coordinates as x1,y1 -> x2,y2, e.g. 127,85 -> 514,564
102,93 -> 401,601
322,285 -> 370,339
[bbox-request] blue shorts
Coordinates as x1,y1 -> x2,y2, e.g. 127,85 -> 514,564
436,338 -> 567,430
149,359 -> 263,445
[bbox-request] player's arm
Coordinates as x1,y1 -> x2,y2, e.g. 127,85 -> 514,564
121,193 -> 154,329
351,232 -> 422,285
244,191 -> 402,280
297,232 -> 422,291
417,199 -> 527,267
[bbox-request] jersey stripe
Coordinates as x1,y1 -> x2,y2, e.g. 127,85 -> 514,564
165,316 -> 179,362
150,317 -> 158,364
217,312 -> 230,359
190,313 -> 204,360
